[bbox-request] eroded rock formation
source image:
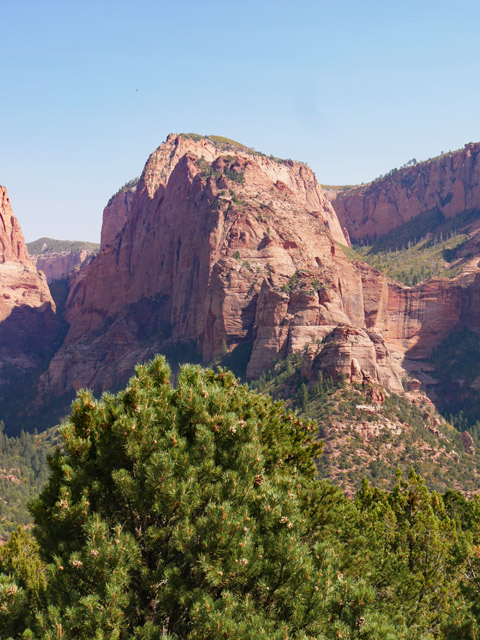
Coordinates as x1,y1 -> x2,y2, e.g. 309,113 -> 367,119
43,134 -> 397,397
0,186 -> 58,386
34,135 -> 480,413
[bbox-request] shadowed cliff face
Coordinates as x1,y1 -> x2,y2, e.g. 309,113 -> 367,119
0,187 -> 59,428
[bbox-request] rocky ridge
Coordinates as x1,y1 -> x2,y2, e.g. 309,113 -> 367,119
38,135 -> 480,408
327,142 -> 480,243
41,132 -> 480,409
4,136 -> 480,493
3,135 -> 480,437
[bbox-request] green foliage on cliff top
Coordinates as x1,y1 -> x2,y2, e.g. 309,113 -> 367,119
110,176 -> 140,201
320,184 -> 354,190
180,133 -> 305,165
207,135 -> 250,148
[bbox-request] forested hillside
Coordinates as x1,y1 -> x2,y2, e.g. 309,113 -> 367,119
0,424 -> 55,541
251,354 -> 480,494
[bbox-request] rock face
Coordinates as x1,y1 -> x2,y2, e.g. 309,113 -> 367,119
43,134 -> 396,397
101,186 -> 136,249
327,142 -> 480,242
306,324 -> 401,390
0,187 -> 31,265
31,250 -> 95,283
0,187 -> 58,386
36,135 -> 480,413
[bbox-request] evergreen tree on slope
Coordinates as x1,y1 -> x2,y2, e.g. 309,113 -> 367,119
29,357 -> 398,639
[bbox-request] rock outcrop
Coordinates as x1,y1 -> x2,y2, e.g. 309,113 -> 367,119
101,186 -> 136,249
0,187 -> 58,386
327,142 -> 480,242
305,324 -> 402,390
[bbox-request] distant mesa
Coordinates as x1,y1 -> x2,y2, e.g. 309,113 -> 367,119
27,237 -> 99,255
28,237 -> 99,284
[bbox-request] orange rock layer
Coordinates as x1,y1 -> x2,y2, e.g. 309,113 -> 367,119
31,249 -> 95,283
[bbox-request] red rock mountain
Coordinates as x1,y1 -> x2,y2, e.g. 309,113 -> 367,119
0,186 -> 58,387
40,135 -> 410,397
30,136 -> 480,421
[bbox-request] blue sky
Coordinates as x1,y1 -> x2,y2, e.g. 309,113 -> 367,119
2,0 -> 480,242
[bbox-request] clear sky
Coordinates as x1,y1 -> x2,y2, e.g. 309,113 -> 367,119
2,0 -> 480,243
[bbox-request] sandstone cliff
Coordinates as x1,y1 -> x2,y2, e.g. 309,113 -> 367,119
327,142 -> 480,242
101,184 -> 137,248
41,134 -> 410,397
28,237 -> 99,283
0,187 -> 31,265
37,136 -> 480,414
0,187 -> 58,390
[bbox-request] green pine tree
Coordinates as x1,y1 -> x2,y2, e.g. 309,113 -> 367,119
355,470 -> 466,636
0,527 -> 46,638
30,356 -> 397,638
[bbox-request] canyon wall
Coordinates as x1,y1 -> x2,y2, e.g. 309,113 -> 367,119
43,134 -> 405,397
31,249 -> 95,283
0,186 -> 58,385
327,142 -> 480,242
